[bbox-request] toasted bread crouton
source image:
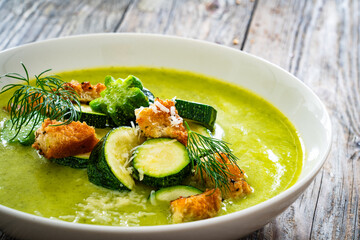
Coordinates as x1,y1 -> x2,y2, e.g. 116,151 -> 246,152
32,118 -> 99,159
195,153 -> 252,199
135,98 -> 188,145
170,188 -> 222,223
225,177 -> 252,199
64,80 -> 106,103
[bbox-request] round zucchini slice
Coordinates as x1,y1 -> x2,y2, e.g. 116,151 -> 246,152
149,185 -> 202,204
88,127 -> 144,191
132,138 -> 191,188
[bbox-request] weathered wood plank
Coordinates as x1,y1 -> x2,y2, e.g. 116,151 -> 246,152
243,0 -> 359,239
0,0 -> 132,51
119,0 -> 255,48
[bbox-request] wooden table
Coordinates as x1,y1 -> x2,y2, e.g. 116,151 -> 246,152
0,0 -> 358,239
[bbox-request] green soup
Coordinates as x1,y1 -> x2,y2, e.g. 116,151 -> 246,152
0,67 -> 303,226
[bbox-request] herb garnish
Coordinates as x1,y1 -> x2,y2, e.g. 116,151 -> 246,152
185,121 -> 242,192
0,63 -> 81,139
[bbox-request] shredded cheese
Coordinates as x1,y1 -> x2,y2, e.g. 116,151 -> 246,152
169,115 -> 183,127
149,104 -> 158,113
170,106 -> 176,116
135,107 -> 144,118
154,100 -> 169,113
137,169 -> 145,181
53,191 -> 155,226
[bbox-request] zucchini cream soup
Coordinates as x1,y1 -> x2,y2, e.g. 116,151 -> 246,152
0,67 -> 303,226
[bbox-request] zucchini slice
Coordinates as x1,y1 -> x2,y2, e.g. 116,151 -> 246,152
132,138 -> 191,188
88,127 -> 144,191
175,99 -> 217,131
77,104 -> 109,128
149,185 -> 202,204
52,152 -> 90,169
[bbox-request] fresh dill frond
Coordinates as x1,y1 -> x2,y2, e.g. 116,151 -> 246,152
185,121 -> 242,192
0,63 -> 81,139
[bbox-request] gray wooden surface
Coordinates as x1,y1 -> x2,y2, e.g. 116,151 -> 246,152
0,0 -> 359,239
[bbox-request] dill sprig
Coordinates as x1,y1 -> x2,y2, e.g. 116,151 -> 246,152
0,63 -> 81,139
185,121 -> 242,192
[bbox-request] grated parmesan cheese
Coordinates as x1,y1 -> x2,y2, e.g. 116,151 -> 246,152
137,169 -> 145,181
169,115 -> 183,127
135,106 -> 144,118
54,190 -> 155,226
170,106 -> 176,116
149,104 -> 158,113
154,100 -> 169,113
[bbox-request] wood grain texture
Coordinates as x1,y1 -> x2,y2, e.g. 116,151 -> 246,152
0,0 -> 132,50
119,0 -> 255,48
243,0 -> 359,239
0,0 -> 359,239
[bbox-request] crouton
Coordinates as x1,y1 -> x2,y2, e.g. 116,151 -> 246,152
64,80 -> 106,103
225,177 -> 252,199
194,153 -> 252,199
135,98 -> 188,145
170,188 -> 222,223
32,118 -> 99,159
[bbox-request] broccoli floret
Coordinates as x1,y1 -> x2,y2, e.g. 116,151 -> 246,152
89,75 -> 150,126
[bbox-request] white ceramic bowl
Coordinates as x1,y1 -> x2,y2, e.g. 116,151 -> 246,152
0,34 -> 331,240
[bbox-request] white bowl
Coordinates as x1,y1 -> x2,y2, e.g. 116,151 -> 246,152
0,33 -> 331,240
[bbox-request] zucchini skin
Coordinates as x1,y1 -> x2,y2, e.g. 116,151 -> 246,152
75,104 -> 110,128
87,132 -> 130,191
134,164 -> 191,188
78,112 -> 108,128
52,156 -> 88,169
142,87 -> 155,104
175,99 -> 217,131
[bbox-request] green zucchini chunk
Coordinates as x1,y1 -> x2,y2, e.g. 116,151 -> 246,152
132,138 -> 191,188
77,104 -> 109,128
52,152 -> 90,169
175,99 -> 217,131
87,127 -> 143,191
142,87 -> 155,104
149,185 -> 202,204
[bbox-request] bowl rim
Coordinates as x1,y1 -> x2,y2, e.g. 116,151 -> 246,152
0,33 -> 332,233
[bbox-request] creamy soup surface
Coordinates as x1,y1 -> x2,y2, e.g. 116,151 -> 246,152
0,67 -> 303,226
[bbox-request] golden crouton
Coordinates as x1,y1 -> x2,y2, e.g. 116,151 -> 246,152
135,98 -> 188,145
64,80 -> 106,103
225,177 -> 252,199
195,153 -> 252,199
32,118 -> 99,159
170,188 -> 222,223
